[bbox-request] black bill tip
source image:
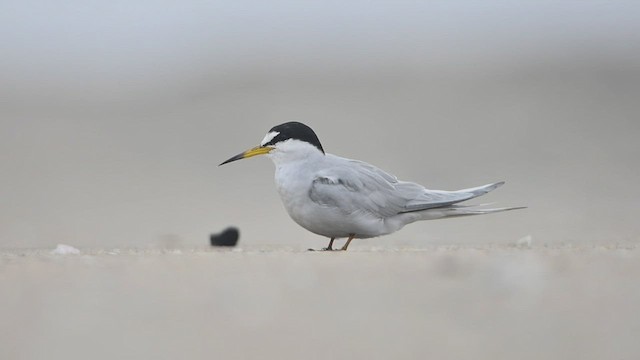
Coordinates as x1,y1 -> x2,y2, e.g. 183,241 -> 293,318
219,152 -> 245,166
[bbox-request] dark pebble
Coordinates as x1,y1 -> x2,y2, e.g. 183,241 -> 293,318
210,227 -> 240,247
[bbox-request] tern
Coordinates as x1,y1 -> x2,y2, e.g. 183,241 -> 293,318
220,122 -> 523,251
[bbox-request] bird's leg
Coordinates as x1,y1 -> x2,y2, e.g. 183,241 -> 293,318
340,234 -> 356,251
308,238 -> 335,252
323,238 -> 335,251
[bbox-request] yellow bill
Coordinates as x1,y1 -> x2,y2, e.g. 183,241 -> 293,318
219,145 -> 274,166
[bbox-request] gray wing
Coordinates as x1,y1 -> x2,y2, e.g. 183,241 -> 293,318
308,159 -> 405,217
308,158 -> 504,217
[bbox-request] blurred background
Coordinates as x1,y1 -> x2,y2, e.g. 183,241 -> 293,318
1,1 -> 639,249
2,3 -> 640,360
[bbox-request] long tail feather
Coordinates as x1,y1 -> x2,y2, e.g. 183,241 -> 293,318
441,205 -> 527,218
410,204 -> 526,221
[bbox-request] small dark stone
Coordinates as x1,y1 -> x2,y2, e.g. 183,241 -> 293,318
210,227 -> 240,247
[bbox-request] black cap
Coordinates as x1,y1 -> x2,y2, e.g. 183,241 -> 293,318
263,122 -> 324,154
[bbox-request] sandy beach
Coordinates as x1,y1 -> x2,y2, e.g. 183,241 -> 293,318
2,245 -> 638,360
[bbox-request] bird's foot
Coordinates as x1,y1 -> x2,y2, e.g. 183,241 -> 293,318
308,238 -> 336,252
307,247 -> 337,252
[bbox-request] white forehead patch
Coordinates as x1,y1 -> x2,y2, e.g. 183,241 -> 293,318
260,131 -> 280,146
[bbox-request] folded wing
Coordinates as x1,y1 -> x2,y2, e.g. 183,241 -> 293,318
308,158 -> 505,218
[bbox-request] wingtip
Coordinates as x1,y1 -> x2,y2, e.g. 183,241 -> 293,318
479,181 -> 505,193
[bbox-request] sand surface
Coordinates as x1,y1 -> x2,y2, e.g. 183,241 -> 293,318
2,246 -> 638,360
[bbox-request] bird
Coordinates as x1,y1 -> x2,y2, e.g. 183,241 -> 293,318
220,122 -> 524,251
